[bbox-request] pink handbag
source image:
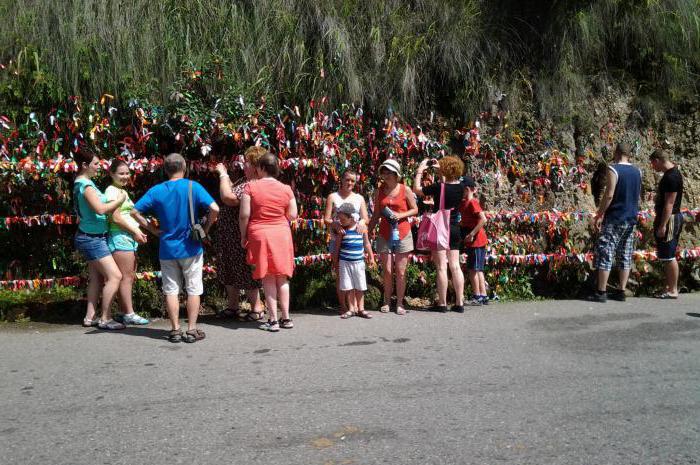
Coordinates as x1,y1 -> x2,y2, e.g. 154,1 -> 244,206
415,183 -> 451,251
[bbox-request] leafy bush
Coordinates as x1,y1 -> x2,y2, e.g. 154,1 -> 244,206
489,268 -> 537,302
404,261 -> 437,299
289,263 -> 338,310
130,279 -> 164,318
0,286 -> 81,321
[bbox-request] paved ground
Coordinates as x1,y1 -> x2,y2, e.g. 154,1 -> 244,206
1,295 -> 699,465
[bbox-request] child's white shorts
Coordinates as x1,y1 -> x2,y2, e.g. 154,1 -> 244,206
338,260 -> 367,291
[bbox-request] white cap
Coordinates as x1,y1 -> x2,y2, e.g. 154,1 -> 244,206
379,158 -> 402,177
337,202 -> 360,222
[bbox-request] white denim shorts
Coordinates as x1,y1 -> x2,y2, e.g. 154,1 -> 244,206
160,253 -> 204,296
339,260 -> 367,291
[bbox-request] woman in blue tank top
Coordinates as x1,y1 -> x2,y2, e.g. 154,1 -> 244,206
73,149 -> 127,330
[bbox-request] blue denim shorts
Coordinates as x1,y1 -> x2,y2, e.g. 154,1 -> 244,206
466,247 -> 486,271
74,231 -> 111,262
108,231 -> 138,253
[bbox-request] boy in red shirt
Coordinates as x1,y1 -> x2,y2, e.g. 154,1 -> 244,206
459,177 -> 488,306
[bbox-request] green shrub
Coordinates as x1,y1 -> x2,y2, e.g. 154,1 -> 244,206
490,268 -> 537,302
290,263 -> 338,310
2,258 -> 699,321
404,262 -> 437,299
130,279 -> 164,318
0,286 -> 81,321
202,278 -> 227,314
364,285 -> 382,311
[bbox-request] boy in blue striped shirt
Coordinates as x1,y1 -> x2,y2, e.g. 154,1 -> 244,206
333,203 -> 375,319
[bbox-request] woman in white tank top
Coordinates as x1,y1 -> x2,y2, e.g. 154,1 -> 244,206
323,170 -> 369,314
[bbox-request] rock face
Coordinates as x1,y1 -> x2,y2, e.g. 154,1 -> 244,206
448,89 -> 700,295
659,109 -> 700,212
468,93 -> 699,253
451,92 -> 699,297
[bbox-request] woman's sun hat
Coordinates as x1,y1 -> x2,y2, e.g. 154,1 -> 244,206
379,158 -> 402,177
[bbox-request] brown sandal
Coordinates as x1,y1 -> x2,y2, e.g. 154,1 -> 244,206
356,310 -> 373,319
183,329 -> 206,343
168,329 -> 183,343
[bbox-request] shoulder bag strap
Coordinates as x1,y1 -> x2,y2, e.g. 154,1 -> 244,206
188,180 -> 195,227
439,182 -> 446,211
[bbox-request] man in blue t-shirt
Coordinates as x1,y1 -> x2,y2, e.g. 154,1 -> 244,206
132,153 -> 219,343
589,142 -> 642,303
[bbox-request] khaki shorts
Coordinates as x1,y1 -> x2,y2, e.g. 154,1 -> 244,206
375,232 -> 414,254
160,253 -> 204,296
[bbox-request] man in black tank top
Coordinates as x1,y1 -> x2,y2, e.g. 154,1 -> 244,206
588,142 -> 642,303
650,149 -> 684,299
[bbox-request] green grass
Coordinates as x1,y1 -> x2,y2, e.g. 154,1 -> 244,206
0,0 -> 698,121
552,0 -> 700,106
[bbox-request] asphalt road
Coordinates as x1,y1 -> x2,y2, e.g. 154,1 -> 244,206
1,295 -> 699,465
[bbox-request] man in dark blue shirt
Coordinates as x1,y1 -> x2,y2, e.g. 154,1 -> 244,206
589,142 -> 642,303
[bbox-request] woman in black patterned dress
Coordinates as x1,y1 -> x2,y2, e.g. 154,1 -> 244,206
214,146 -> 267,320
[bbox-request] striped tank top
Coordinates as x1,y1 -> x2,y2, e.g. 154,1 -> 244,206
339,229 -> 364,262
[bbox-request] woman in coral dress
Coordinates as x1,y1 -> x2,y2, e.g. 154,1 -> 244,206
239,152 -> 298,332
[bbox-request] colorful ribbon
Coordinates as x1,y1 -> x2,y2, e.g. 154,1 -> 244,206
4,248 -> 699,290
4,209 -> 697,230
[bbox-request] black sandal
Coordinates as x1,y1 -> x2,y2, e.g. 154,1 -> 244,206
243,311 -> 264,322
183,329 -> 206,343
168,329 -> 183,343
216,307 -> 239,319
279,318 -> 294,329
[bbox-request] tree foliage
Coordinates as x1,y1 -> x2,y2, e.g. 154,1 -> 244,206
1,0 -> 698,119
